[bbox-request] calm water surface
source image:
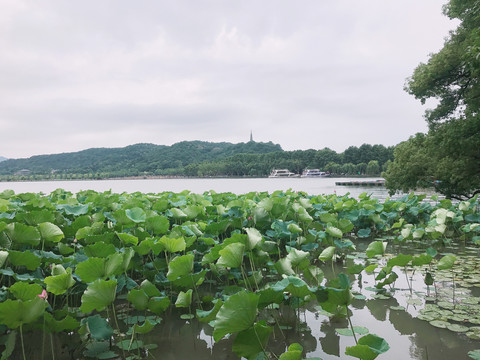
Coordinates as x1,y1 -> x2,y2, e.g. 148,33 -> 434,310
0,177 -> 389,198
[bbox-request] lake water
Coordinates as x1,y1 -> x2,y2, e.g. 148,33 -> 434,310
0,177 -> 391,198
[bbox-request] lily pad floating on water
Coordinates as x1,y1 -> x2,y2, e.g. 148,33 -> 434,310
446,323 -> 469,332
429,320 -> 450,329
468,349 -> 480,359
335,326 -> 369,336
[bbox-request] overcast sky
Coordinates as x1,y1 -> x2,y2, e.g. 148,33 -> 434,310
0,0 -> 458,159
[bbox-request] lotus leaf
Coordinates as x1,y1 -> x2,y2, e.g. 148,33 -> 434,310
175,289 -> 193,308
80,279 -> 117,313
167,254 -> 194,280
437,254 -> 457,270
366,241 -> 386,258
0,297 -> 47,329
8,250 -> 41,271
9,281 -> 43,301
5,223 -> 41,247
232,321 -> 272,359
159,236 -> 186,253
44,268 -> 75,295
217,243 -> 245,268
278,343 -> 303,360
318,246 -> 335,262
85,315 -> 114,340
213,290 -> 259,341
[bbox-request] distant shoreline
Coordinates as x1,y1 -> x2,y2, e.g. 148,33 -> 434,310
0,174 -> 383,183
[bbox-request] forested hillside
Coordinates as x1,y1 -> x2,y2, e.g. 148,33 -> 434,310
0,141 -> 393,180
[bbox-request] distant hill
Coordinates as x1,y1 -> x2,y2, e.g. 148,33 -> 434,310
0,141 -> 283,176
0,156 -> 6,163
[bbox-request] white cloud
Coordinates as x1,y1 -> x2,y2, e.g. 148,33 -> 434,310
0,0 -> 457,158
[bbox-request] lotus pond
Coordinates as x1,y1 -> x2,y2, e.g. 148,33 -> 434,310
0,188 -> 479,360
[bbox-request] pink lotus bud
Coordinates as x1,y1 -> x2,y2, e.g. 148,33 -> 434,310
248,217 -> 252,220
38,289 -> 48,300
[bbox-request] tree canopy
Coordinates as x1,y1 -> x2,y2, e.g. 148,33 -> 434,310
385,0 -> 480,199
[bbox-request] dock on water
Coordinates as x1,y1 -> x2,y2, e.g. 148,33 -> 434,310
335,179 -> 385,187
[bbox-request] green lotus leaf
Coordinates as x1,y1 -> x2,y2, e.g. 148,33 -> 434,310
183,205 -> 204,220
140,279 -> 162,298
468,349 -> 480,359
196,299 -> 224,323
357,228 -> 371,238
319,213 -> 337,224
424,272 -> 434,286
304,265 -> 325,285
116,339 -> 144,351
213,290 -> 259,342
274,258 -> 295,276
326,226 -> 342,238
347,264 -> 364,275
147,296 -> 170,315
171,208 -> 188,220
8,250 -> 41,271
257,288 -> 284,309
132,319 -> 157,334
336,326 -> 369,336
318,246 -> 336,261
345,344 -> 378,360
217,243 -> 245,268
44,267 -> 75,295
429,320 -> 450,328
338,218 -> 354,233
83,341 -> 117,359
9,281 -> 43,301
232,321 -> 272,359
0,330 -> 16,360
437,254 -> 457,270
287,223 -> 302,234
412,254 -> 433,266
38,222 -> 64,243
5,223 -> 41,247
0,297 -> 47,329
387,253 -> 412,268
125,207 -> 146,223
346,334 -> 389,360
56,204 -> 89,216
84,242 -> 116,258
0,250 -> 8,268
85,315 -> 114,340
366,241 -> 386,258
159,236 -> 186,253
167,254 -> 194,281
279,343 -> 303,360
175,289 -> 193,308
447,323 -> 469,332
104,253 -> 124,278
271,276 -> 314,298
116,232 -> 139,246
146,215 -> 170,235
75,257 -> 106,283
244,227 -> 262,250
80,279 -> 117,313
286,248 -> 309,268
127,289 -> 149,310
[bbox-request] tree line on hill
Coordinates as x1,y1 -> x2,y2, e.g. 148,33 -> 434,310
0,141 -> 393,180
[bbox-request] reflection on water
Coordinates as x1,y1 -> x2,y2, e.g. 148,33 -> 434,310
134,247 -> 480,360
14,248 -> 480,360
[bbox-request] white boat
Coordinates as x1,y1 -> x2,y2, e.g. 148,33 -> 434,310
268,169 -> 299,178
300,169 -> 329,178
